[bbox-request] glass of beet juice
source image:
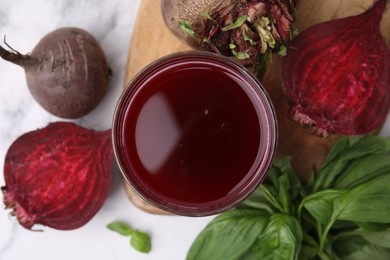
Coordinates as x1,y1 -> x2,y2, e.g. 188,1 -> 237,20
113,51 -> 277,216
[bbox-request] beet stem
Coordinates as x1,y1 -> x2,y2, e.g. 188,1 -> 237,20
0,44 -> 37,68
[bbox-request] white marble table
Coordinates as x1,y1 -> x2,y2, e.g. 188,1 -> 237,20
0,1 -> 389,260
0,1 -> 213,259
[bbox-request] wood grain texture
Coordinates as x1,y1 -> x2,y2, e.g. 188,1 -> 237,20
122,0 -> 388,214
124,0 -> 191,86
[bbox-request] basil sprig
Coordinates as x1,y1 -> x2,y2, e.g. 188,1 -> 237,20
107,221 -> 152,253
187,136 -> 390,259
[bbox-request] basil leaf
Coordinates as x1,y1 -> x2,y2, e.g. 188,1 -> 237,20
313,136 -> 390,192
239,186 -> 275,213
321,136 -> 353,166
266,166 -> 281,193
341,244 -> 390,260
130,230 -> 152,253
333,235 -> 368,258
357,222 -> 390,232
298,232 -> 319,260
332,174 -> 390,223
277,173 -> 292,213
259,184 -> 286,213
241,214 -> 303,260
360,228 -> 390,249
335,151 -> 390,189
334,234 -> 390,259
106,221 -> 132,236
275,157 -> 303,201
240,157 -> 301,214
299,243 -> 318,260
187,209 -> 269,260
300,189 -> 345,225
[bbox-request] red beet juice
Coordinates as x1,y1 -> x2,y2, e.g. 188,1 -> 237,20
113,51 -> 277,216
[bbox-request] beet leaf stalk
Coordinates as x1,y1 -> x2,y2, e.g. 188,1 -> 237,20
162,0 -> 298,79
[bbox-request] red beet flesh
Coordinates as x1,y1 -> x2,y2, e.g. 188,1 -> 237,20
280,0 -> 390,136
1,122 -> 113,230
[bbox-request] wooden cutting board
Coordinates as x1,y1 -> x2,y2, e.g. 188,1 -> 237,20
122,0 -> 388,214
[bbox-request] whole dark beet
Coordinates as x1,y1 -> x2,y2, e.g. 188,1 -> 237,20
1,122 -> 113,230
162,0 -> 298,77
0,27 -> 111,118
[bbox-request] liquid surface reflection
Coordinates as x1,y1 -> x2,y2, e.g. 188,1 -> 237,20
124,66 -> 262,205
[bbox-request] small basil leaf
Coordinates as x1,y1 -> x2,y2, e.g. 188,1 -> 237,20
360,228 -> 390,249
187,209 -> 269,260
332,174 -> 390,223
335,151 -> 390,189
300,189 -> 345,225
239,187 -> 275,213
106,221 -> 132,236
313,136 -> 389,192
130,230 -> 152,253
298,232 -> 319,260
275,157 -> 303,200
241,214 -> 303,260
321,136 -> 353,166
299,243 -> 318,260
259,184 -> 285,213
340,244 -> 390,260
277,157 -> 305,201
278,173 -> 292,213
266,167 -> 281,193
263,157 -> 302,202
357,222 -> 390,232
333,235 -> 368,258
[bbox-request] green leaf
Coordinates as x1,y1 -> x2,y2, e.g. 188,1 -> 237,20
222,15 -> 248,31
321,136 -> 354,166
334,233 -> 390,259
299,243 -> 318,260
130,230 -> 152,253
341,243 -> 390,260
360,228 -> 390,249
259,184 -> 285,213
277,173 -> 291,213
300,189 -> 345,225
357,222 -> 390,232
187,209 -> 269,260
272,157 -> 303,201
335,151 -> 390,189
241,214 -> 303,260
332,235 -> 368,258
106,221 -> 133,236
332,174 -> 390,223
179,20 -> 196,38
240,157 -> 303,215
239,186 -> 276,213
313,136 -> 390,192
298,232 -> 319,260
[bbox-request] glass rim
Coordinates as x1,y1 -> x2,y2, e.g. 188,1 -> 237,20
112,51 -> 278,216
